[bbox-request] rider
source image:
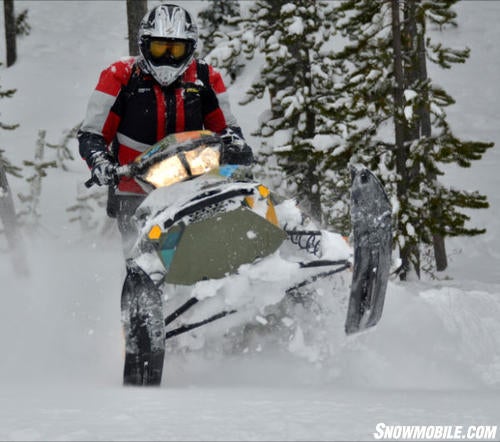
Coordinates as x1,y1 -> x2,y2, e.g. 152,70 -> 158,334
78,3 -> 252,253
78,3 -> 252,386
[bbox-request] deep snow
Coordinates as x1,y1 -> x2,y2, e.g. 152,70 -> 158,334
0,1 -> 499,441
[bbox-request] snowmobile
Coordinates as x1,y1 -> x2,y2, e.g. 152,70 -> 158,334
87,130 -> 392,386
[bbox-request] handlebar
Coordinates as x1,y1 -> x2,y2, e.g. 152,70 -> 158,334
83,138 -> 254,189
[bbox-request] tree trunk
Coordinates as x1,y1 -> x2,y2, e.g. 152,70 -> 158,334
302,44 -> 322,222
126,0 -> 148,56
390,0 -> 406,193
414,2 -> 448,272
3,0 -> 17,67
391,0 -> 416,280
0,163 -> 17,249
403,0 -> 422,276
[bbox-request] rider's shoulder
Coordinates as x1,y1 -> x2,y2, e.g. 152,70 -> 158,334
102,57 -> 138,84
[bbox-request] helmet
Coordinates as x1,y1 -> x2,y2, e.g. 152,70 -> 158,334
138,4 -> 198,87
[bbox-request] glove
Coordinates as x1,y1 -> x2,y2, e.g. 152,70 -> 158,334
219,126 -> 245,147
219,127 -> 254,165
89,151 -> 116,186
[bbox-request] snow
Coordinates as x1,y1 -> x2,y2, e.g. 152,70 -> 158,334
320,231 -> 351,261
287,16 -> 304,36
404,105 -> 413,121
311,133 -> 335,152
404,89 -> 417,101
0,1 -> 500,441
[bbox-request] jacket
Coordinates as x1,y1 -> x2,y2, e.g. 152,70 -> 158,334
78,57 -> 235,195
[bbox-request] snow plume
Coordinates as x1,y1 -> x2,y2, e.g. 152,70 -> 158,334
332,282 -> 500,390
159,261 -> 500,391
0,235 -> 125,387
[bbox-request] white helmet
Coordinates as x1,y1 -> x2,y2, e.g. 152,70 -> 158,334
138,4 -> 198,87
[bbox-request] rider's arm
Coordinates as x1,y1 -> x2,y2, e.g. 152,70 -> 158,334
207,65 -> 244,138
201,67 -> 254,164
200,85 -> 228,134
78,58 -> 135,167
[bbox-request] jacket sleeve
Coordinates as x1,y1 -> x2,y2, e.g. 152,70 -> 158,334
200,86 -> 227,134
207,65 -> 241,132
78,59 -> 135,166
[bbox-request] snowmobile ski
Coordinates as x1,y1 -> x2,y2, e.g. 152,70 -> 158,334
345,166 -> 392,335
121,263 -> 165,385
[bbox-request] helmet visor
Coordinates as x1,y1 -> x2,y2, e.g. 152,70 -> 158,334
146,38 -> 192,66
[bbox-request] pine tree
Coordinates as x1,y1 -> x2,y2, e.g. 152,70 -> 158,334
46,123 -> 79,171
241,0 -> 351,231
0,70 -> 28,272
67,185 -> 110,234
331,0 -> 493,278
17,130 -> 57,228
0,76 -> 19,243
3,1 -> 31,67
0,73 -> 20,177
198,0 -> 244,83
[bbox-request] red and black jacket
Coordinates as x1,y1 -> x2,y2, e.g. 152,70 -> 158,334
78,57 -> 231,195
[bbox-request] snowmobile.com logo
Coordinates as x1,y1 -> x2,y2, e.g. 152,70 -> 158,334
373,423 -> 498,440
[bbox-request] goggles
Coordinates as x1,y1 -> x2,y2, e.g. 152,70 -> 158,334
149,39 -> 188,61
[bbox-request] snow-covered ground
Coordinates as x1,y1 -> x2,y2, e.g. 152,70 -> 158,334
0,1 -> 499,440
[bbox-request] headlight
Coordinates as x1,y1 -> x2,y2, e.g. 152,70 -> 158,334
184,146 -> 220,175
143,145 -> 220,188
143,154 -> 189,188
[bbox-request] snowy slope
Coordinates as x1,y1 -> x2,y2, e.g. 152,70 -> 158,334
0,1 -> 499,440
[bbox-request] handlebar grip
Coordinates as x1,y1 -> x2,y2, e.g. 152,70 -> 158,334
84,164 -> 129,189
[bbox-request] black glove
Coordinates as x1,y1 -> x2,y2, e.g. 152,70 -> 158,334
89,151 -> 116,186
219,127 -> 254,165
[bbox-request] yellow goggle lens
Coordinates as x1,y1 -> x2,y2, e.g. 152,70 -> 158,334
149,40 -> 187,59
